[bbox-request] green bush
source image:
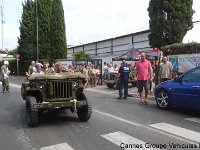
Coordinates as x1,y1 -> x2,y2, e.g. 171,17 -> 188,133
161,42 -> 200,56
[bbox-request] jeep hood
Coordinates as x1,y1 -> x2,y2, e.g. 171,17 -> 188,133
28,72 -> 86,81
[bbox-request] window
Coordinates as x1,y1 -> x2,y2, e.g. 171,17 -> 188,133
182,68 -> 200,82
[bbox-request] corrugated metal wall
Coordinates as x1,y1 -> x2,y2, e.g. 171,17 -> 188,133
67,30 -> 151,64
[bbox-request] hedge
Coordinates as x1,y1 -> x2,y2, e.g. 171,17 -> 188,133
161,42 -> 200,56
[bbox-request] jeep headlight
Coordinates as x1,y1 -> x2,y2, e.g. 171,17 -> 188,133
38,83 -> 45,89
72,82 -> 79,88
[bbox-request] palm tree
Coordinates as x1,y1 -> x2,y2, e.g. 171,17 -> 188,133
72,51 -> 91,60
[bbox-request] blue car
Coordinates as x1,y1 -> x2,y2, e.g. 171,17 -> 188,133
155,66 -> 200,110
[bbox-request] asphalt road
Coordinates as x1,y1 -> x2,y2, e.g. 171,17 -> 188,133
1,76 -> 200,150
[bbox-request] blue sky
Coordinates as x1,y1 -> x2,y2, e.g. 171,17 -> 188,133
1,0 -> 200,50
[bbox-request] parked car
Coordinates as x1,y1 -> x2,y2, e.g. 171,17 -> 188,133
154,66 -> 200,110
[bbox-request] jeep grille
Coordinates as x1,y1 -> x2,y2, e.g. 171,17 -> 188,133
109,74 -> 116,80
46,81 -> 73,101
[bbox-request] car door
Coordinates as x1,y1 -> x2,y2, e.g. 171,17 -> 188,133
172,67 -> 200,110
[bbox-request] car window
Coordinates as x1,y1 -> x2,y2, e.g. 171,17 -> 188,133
182,68 -> 200,82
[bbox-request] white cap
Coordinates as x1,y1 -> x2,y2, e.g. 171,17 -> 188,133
4,61 -> 9,65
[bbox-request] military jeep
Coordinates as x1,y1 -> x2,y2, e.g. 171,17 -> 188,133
21,72 -> 92,127
104,72 -> 137,88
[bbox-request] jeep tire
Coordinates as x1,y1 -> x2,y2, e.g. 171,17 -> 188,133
106,83 -> 115,88
77,93 -> 92,122
26,96 -> 38,127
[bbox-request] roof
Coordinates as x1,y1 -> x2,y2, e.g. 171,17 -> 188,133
69,30 -> 150,48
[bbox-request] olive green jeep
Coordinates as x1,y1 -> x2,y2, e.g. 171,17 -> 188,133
21,72 -> 92,127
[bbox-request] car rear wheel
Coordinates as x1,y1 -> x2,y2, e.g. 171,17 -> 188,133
131,81 -> 137,87
77,93 -> 92,122
156,90 -> 171,109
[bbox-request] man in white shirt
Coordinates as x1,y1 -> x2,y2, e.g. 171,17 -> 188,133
159,56 -> 172,82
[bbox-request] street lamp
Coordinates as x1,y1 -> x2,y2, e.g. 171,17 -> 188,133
15,54 -> 20,77
36,0 -> 39,62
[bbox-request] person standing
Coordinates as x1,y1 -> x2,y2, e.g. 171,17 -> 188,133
89,64 -> 97,87
82,64 -> 89,88
159,56 -> 172,82
102,62 -> 108,80
117,60 -> 130,100
28,61 -> 36,75
134,53 -> 152,105
1,61 -> 10,93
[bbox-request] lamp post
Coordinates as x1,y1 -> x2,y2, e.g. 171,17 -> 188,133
15,54 -> 20,77
36,0 -> 39,62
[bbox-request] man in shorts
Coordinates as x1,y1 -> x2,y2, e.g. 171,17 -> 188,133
134,52 -> 153,105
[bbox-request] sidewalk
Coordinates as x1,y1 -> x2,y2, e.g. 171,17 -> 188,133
86,84 -> 155,101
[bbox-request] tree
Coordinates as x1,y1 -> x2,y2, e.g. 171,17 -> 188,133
49,0 -> 67,60
18,0 -> 36,62
37,0 -> 52,59
148,0 -> 194,48
73,51 -> 91,60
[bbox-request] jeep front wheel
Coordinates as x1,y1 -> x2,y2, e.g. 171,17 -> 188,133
77,93 -> 92,122
106,83 -> 115,88
26,96 -> 38,127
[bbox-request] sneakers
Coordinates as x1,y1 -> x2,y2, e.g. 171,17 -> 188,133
117,96 -> 123,100
2,90 -> 5,93
139,101 -> 143,104
144,101 -> 148,105
123,97 -> 127,99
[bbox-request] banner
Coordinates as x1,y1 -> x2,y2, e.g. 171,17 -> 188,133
169,54 -> 200,73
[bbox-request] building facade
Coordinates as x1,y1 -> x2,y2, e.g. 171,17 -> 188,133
67,30 -> 151,64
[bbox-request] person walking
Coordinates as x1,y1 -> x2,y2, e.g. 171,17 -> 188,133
159,56 -> 172,83
117,60 -> 130,100
1,61 -> 10,93
134,52 -> 152,105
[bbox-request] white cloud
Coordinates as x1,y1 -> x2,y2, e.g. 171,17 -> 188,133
1,0 -> 200,49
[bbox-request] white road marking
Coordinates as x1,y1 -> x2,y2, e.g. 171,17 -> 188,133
94,109 -> 198,144
94,109 -> 141,126
101,131 -> 160,150
185,117 -> 200,124
40,143 -> 74,150
149,122 -> 200,143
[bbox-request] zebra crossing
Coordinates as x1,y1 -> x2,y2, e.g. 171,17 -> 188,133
40,118 -> 200,150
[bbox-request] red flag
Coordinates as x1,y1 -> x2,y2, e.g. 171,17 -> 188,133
153,47 -> 160,52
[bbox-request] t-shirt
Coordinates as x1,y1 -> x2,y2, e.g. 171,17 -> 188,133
160,62 -> 172,78
28,65 -> 36,74
136,60 -> 151,81
43,68 -> 54,74
118,64 -> 130,78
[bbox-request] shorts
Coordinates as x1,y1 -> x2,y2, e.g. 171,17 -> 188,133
137,80 -> 149,93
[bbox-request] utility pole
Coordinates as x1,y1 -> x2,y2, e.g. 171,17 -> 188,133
1,0 -> 5,52
36,0 -> 39,62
